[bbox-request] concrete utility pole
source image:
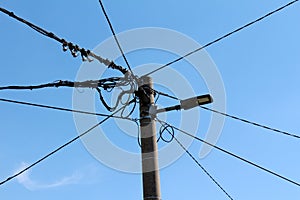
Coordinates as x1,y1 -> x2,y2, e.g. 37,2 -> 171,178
138,76 -> 161,200
138,76 -> 213,200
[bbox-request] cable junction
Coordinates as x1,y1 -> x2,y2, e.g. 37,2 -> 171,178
0,78 -> 122,91
0,77 -> 137,114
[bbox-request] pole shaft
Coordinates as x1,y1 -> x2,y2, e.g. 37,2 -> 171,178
139,76 -> 161,200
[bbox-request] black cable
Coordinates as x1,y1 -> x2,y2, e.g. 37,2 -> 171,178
174,136 -> 234,200
0,7 -> 128,74
144,0 -> 299,76
120,98 -> 137,118
96,87 -> 116,112
200,106 -> 300,140
0,105 -> 126,186
0,78 -> 123,91
157,120 -> 233,199
151,88 -> 181,101
96,84 -> 136,113
156,119 -> 300,188
0,98 -> 136,121
98,0 -> 134,75
0,78 -> 138,113
157,123 -> 175,143
0,7 -> 63,43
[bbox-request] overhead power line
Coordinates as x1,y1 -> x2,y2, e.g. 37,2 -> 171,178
0,78 -> 122,91
200,106 -> 300,139
144,0 -> 299,76
98,0 -> 134,75
175,136 -> 233,200
0,98 -> 136,121
156,119 -> 300,188
0,105 -> 126,186
0,7 -> 128,75
158,121 -> 233,200
0,77 -> 137,113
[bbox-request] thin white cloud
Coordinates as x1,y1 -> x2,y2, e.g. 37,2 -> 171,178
15,162 -> 95,191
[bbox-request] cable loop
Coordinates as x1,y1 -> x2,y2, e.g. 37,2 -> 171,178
120,98 -> 137,119
158,123 -> 175,143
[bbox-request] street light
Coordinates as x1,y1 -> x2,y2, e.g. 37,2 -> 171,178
155,94 -> 213,114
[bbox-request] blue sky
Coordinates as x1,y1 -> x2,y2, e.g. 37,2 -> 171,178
1,1 -> 300,199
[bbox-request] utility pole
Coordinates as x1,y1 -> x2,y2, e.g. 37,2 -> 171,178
138,76 -> 161,200
138,76 -> 213,200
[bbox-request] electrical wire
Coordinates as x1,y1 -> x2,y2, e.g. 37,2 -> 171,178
0,98 -> 137,121
174,136 -> 234,200
151,88 -> 181,101
143,0 -> 299,76
0,7 -> 128,75
0,105 -> 126,186
156,118 -> 300,188
200,106 -> 300,139
98,0 -> 134,75
0,7 -> 63,43
0,78 -> 122,91
157,123 -> 175,143
157,120 -> 233,199
0,77 -> 137,113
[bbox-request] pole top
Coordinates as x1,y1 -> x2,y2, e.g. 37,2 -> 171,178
139,75 -> 153,86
